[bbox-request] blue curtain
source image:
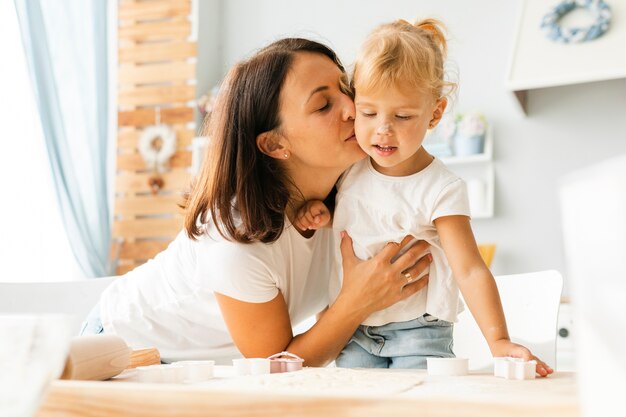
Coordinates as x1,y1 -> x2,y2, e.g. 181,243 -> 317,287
14,0 -> 111,277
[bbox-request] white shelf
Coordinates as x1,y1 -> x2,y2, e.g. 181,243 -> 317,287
440,126 -> 495,219
506,0 -> 626,114
440,125 -> 493,165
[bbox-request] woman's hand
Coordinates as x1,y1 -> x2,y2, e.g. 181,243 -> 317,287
336,231 -> 432,321
490,339 -> 554,377
216,231 -> 432,367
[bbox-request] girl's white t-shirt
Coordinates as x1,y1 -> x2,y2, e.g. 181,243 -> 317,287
99,220 -> 335,361
330,157 -> 470,326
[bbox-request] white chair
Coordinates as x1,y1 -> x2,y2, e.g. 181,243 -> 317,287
0,277 -> 116,335
453,270 -> 563,371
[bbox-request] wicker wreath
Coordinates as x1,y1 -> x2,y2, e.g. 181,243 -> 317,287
541,0 -> 611,43
138,125 -> 177,171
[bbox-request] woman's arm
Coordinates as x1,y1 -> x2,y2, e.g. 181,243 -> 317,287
434,215 -> 553,376
215,232 -> 432,366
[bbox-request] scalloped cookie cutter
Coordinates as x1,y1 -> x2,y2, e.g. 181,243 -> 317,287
232,352 -> 304,376
268,352 -> 304,373
494,357 -> 536,380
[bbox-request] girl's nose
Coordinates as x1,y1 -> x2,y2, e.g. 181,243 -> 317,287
376,123 -> 392,135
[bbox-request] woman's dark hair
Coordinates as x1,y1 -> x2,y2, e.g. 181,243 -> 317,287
182,38 -> 345,243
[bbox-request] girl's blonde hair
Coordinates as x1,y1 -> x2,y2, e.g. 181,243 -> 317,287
352,18 -> 456,100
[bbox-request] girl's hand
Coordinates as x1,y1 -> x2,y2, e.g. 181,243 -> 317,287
337,231 -> 432,319
490,339 -> 554,377
293,200 -> 331,231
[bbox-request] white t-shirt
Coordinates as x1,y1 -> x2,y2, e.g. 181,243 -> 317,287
100,219 -> 335,362
330,157 -> 470,326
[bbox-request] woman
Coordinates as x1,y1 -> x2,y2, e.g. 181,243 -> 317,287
87,38 -> 431,365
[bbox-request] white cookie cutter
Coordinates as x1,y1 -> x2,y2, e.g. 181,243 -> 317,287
267,352 -> 304,373
426,357 -> 469,376
232,358 -> 271,376
136,364 -> 184,383
171,360 -> 215,383
494,357 -> 536,380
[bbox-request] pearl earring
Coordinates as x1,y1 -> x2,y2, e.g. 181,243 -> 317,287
283,152 -> 289,159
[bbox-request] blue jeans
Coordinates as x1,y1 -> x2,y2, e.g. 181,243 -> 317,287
80,302 -> 105,335
335,314 -> 455,369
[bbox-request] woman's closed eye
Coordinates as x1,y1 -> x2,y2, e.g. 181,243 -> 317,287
317,101 -> 331,112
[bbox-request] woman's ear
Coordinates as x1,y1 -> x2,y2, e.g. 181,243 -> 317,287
257,131 -> 290,160
428,97 -> 448,129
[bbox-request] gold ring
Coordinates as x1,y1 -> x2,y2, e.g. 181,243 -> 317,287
403,271 -> 413,284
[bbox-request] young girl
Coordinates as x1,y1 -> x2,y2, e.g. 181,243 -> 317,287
295,19 -> 553,375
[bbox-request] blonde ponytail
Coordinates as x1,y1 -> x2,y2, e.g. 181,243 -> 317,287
414,18 -> 448,58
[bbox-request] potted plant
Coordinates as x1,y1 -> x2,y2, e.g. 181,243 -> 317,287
453,112 -> 487,156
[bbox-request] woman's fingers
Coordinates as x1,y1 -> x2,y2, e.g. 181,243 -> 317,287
339,231 -> 357,268
391,240 -> 431,273
399,275 -> 429,299
399,235 -> 416,248
399,254 -> 432,285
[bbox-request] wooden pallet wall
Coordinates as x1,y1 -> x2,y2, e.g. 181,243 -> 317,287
113,0 -> 197,275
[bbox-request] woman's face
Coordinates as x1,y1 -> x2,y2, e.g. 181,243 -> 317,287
277,52 -> 366,172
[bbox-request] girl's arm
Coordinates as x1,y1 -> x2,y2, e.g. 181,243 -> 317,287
293,200 -> 332,232
434,215 -> 553,377
215,233 -> 432,367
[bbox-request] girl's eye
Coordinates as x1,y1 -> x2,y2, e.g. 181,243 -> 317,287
360,111 -> 376,117
396,115 -> 411,120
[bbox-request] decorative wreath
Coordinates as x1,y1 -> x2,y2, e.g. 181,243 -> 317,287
138,125 -> 177,171
541,0 -> 611,43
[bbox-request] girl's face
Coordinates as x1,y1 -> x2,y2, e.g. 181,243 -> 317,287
354,84 -> 446,177
278,52 -> 366,173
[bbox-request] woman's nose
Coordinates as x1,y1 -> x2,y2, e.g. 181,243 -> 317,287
376,123 -> 392,135
341,96 -> 356,122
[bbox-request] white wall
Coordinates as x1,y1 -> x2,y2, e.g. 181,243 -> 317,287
196,0 -> 626,295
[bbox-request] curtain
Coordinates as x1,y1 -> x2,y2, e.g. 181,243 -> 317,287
14,0 -> 111,277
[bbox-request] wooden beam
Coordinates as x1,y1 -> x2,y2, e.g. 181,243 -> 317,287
118,20 -> 191,42
118,85 -> 196,107
118,41 -> 197,64
114,195 -> 186,217
116,151 -> 191,172
112,217 -> 183,239
115,170 -> 191,194
118,241 -> 171,260
118,107 -> 194,128
118,62 -> 196,86
118,0 -> 191,22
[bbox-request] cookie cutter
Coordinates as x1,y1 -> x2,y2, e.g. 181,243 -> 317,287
426,357 -> 469,376
267,351 -> 304,373
494,357 -> 536,380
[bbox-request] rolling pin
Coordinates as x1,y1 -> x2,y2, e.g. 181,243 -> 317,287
59,334 -> 161,381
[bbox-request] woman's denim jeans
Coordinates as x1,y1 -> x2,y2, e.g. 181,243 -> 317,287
335,314 -> 455,369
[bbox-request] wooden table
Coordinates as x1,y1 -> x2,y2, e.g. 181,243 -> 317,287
36,370 -> 580,417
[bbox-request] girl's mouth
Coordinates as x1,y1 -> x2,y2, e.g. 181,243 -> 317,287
373,144 -> 397,156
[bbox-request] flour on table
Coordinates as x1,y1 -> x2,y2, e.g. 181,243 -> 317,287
211,367 -> 424,397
